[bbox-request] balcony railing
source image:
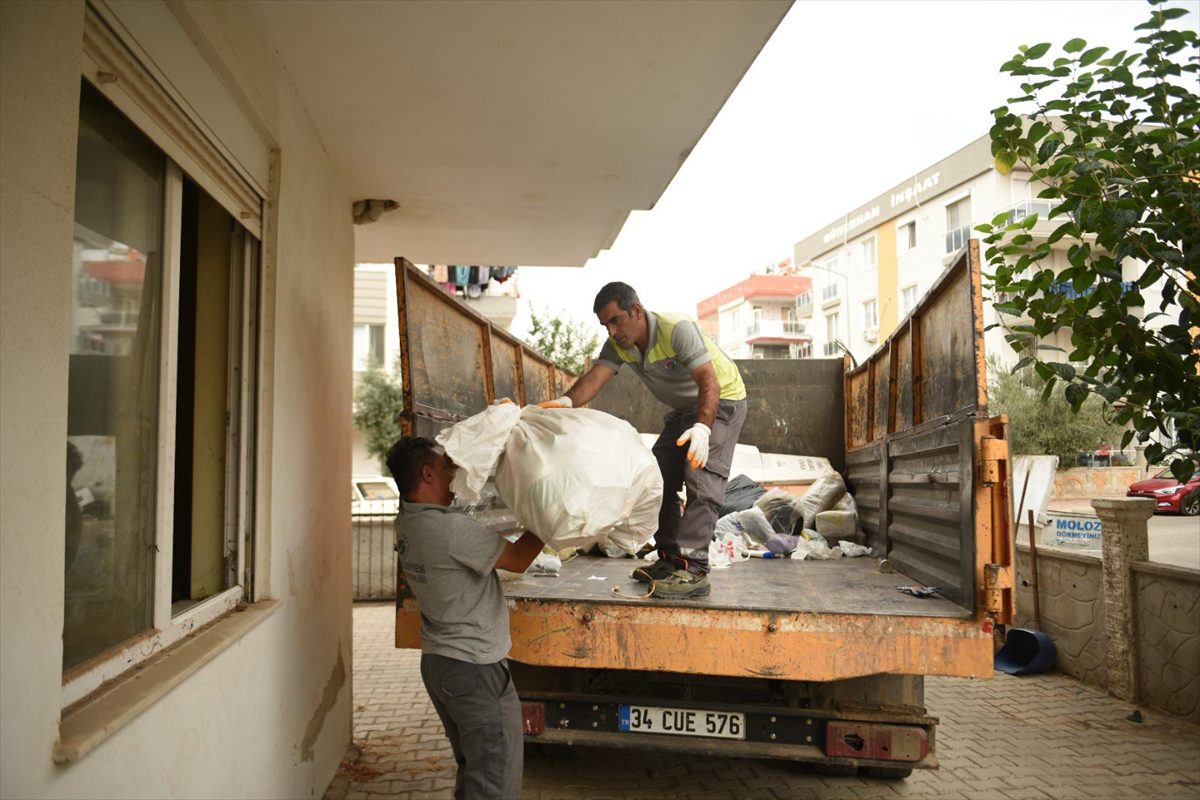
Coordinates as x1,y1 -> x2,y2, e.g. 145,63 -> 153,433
999,200 -> 1053,225
744,319 -> 806,339
944,224 -> 972,254
795,291 -> 813,316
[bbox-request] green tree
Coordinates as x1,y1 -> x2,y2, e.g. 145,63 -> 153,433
980,0 -> 1199,480
527,307 -> 601,375
353,358 -> 404,474
988,357 -> 1119,463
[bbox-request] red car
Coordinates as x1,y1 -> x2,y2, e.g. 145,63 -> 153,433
1127,466 -> 1200,516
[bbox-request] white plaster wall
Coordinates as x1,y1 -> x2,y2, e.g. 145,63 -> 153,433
0,2 -> 84,795
1,1 -> 354,796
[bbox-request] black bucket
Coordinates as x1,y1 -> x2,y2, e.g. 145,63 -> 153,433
994,628 -> 1057,675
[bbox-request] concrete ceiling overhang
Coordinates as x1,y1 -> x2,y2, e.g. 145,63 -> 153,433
248,0 -> 791,266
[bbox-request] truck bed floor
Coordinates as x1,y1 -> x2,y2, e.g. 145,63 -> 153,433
504,553 -> 971,618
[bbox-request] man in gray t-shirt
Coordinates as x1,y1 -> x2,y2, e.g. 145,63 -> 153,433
388,436 -> 542,800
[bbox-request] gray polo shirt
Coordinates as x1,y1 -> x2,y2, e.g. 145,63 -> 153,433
395,500 -> 510,664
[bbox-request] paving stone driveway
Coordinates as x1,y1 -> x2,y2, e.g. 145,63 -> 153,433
325,603 -> 1200,800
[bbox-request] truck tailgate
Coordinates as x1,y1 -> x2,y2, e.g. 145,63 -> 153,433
396,554 -> 993,682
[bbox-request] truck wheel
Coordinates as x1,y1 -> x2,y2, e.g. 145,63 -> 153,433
863,766 -> 912,780
814,763 -> 858,776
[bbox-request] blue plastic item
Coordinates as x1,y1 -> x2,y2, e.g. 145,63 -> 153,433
994,628 -> 1057,675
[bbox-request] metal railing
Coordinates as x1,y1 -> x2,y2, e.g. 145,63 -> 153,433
999,200 -> 1053,225
353,512 -> 397,600
944,224 -> 972,254
795,291 -> 813,316
744,319 -> 806,338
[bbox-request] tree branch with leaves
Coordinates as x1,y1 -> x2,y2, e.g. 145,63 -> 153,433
979,0 -> 1199,480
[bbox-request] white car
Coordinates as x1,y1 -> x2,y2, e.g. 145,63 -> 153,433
351,476 -> 400,515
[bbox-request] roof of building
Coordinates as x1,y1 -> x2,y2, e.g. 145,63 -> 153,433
696,274 -> 811,319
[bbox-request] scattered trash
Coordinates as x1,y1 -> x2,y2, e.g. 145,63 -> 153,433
896,585 -> 942,598
877,558 -> 893,573
587,575 -> 608,581
755,489 -> 806,535
791,538 -> 840,560
816,509 -> 857,540
766,532 -> 799,554
838,541 -> 872,558
1126,710 -> 1143,724
528,551 -> 562,576
721,474 -> 767,516
798,470 -> 848,530
715,504 -> 775,546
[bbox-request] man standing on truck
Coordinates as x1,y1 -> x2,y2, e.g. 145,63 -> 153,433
540,281 -> 747,600
387,436 -> 543,800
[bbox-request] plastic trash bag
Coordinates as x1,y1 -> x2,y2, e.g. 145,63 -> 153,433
709,531 -> 750,569
791,536 -> 841,560
436,405 -> 662,553
798,470 -> 848,530
755,489 -> 805,535
838,541 -> 872,558
714,505 -> 775,547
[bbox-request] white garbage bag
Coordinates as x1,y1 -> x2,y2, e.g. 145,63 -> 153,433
437,405 -> 662,553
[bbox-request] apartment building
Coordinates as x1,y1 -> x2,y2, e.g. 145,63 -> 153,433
791,132 -> 1161,367
696,273 -> 813,359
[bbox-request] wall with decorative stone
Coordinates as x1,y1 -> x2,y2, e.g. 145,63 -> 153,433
1052,467 -> 1142,499
1015,545 -> 1107,688
1015,543 -> 1200,725
1133,562 -> 1200,725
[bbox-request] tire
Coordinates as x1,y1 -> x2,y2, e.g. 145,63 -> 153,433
814,763 -> 858,777
1181,491 -> 1200,517
863,765 -> 913,780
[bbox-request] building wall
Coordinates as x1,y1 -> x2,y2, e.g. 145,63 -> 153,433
1,2 -> 354,796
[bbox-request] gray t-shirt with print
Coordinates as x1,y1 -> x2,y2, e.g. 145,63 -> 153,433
395,500 -> 510,664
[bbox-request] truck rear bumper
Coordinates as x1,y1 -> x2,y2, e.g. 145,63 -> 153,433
521,696 -> 938,770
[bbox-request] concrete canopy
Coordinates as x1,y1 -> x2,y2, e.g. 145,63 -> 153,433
248,0 -> 791,266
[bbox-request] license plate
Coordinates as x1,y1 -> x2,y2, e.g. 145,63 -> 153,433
618,704 -> 745,740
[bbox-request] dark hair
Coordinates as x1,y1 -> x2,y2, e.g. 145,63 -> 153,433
385,436 -> 441,499
593,282 -> 641,315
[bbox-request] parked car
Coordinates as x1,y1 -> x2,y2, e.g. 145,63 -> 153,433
352,475 -> 400,515
1126,466 -> 1200,516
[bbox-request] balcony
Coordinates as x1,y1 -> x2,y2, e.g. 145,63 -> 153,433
820,283 -> 841,308
743,319 -> 807,341
944,224 -> 972,254
795,291 -> 813,317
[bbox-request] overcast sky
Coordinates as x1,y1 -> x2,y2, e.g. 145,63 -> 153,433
512,0 -> 1195,341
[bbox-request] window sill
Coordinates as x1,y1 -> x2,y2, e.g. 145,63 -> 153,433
55,599 -> 281,764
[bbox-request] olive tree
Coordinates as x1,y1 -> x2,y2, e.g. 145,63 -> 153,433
353,358 -> 404,474
527,307 -> 601,375
980,0 -> 1199,480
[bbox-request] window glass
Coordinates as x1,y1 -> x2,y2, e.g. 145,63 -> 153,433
65,82 -> 165,671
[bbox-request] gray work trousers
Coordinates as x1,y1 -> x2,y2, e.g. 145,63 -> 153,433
652,398 -> 747,575
420,653 -> 523,800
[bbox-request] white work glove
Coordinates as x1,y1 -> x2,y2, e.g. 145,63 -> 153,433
676,422 -> 711,470
538,396 -> 573,409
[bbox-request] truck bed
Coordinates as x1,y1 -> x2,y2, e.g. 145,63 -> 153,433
504,553 -> 971,619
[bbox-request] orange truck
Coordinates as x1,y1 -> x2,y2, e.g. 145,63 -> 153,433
392,242 -> 1014,778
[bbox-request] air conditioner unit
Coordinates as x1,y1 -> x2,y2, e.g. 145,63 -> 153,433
863,328 -> 878,343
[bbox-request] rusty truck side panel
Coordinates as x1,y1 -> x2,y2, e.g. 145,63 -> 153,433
394,257 -> 573,438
